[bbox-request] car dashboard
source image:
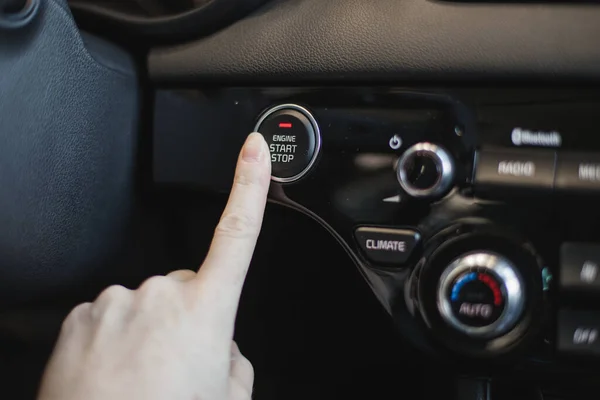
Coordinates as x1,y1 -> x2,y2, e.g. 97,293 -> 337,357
3,0 -> 600,399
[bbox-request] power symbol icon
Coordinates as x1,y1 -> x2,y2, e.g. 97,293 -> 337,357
389,135 -> 402,150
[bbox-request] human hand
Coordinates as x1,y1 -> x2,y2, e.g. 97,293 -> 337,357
37,132 -> 271,400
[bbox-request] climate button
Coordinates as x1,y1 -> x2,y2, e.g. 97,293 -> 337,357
354,227 -> 420,266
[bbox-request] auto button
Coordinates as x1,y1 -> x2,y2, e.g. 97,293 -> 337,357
354,227 -> 420,265
437,251 -> 525,339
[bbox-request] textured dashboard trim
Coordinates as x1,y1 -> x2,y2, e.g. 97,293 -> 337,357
0,0 -> 139,302
148,0 -> 600,83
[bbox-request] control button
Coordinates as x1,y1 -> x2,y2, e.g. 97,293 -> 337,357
557,309 -> 600,356
556,152 -> 600,193
474,148 -> 556,192
396,142 -> 454,198
437,251 -> 525,339
354,227 -> 420,265
560,243 -> 600,294
390,135 -> 402,150
389,134 -> 402,150
254,104 -> 321,183
450,271 -> 505,328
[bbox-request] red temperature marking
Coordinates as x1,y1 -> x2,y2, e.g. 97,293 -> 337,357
279,122 -> 293,128
492,288 -> 502,306
478,273 -> 503,306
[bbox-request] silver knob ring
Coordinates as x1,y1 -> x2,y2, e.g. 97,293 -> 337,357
396,142 -> 454,198
436,251 -> 525,339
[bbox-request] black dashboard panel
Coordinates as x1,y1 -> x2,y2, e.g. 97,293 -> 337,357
154,87 -> 600,381
149,0 -> 600,83
9,0 -> 600,398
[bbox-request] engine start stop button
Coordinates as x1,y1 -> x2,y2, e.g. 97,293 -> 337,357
254,104 -> 321,183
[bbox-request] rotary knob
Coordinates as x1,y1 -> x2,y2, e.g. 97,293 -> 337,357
411,223 -> 546,358
396,142 -> 455,198
437,251 -> 526,339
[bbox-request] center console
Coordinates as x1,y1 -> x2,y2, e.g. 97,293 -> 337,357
154,87 -> 600,387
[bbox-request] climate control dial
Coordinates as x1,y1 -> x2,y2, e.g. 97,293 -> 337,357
437,251 -> 525,339
411,222 -> 546,358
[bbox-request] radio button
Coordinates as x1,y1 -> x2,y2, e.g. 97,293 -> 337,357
556,152 -> 600,193
474,148 -> 556,192
354,227 -> 420,265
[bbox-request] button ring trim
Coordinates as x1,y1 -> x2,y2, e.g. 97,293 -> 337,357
254,104 -> 322,183
397,142 -> 454,197
437,251 -> 525,339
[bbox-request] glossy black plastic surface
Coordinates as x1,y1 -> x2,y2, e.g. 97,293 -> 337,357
154,87 -> 600,374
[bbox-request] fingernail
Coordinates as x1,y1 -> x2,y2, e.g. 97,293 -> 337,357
242,132 -> 265,162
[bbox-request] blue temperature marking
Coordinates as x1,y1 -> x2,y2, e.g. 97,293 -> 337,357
451,272 -> 477,301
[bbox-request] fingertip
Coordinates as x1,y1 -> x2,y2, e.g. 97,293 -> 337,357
242,132 -> 269,164
235,132 -> 271,191
231,340 -> 240,358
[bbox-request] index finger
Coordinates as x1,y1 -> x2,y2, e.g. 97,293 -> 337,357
195,132 -> 271,311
